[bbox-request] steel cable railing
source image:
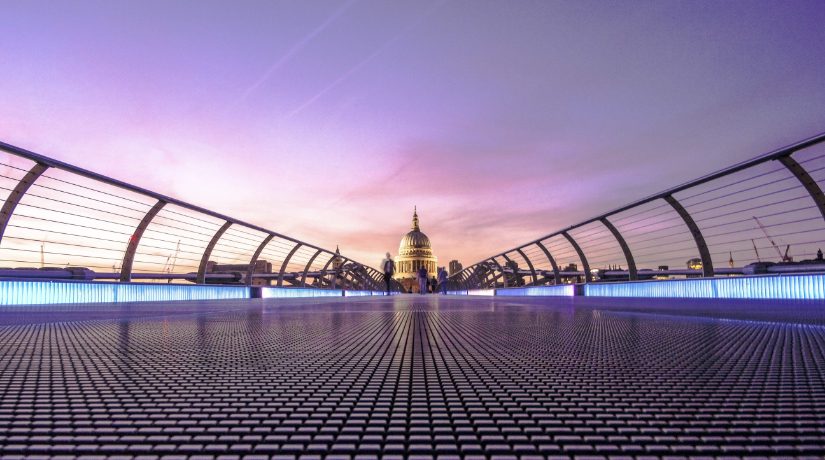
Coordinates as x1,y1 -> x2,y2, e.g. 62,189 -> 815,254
452,132 -> 825,290
0,141 -> 385,290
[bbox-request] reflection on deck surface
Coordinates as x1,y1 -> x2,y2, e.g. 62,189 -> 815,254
1,295 -> 823,458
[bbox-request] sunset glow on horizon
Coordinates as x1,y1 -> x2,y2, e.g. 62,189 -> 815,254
2,0 -> 825,269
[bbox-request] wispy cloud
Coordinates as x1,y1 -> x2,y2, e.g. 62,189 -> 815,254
285,0 -> 446,120
238,0 -> 360,104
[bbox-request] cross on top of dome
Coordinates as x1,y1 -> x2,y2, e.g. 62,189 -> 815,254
398,207 -> 433,254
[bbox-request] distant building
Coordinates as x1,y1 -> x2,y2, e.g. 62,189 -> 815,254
449,260 -> 462,276
505,259 -> 524,286
686,258 -> 702,270
561,262 -> 581,284
205,259 -> 272,285
331,246 -> 344,288
393,208 -> 437,293
686,258 -> 702,278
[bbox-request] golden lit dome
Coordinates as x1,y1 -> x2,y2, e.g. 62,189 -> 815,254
400,231 -> 431,251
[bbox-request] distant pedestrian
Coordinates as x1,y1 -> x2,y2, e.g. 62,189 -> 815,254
437,267 -> 448,294
381,252 -> 395,295
430,276 -> 437,293
417,265 -> 428,294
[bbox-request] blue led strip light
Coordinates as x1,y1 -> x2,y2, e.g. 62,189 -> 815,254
495,285 -> 575,297
0,280 -> 249,305
261,287 -> 344,298
584,274 -> 825,300
343,291 -> 390,297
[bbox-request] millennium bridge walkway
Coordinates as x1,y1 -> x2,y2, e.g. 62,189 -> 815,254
1,294 -> 824,458
2,135 -> 825,459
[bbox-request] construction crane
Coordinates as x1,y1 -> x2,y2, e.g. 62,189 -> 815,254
751,239 -> 761,262
162,240 -> 181,274
159,241 -> 182,284
169,240 -> 181,273
752,216 -> 792,262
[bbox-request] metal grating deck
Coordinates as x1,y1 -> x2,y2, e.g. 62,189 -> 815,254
1,295 -> 824,459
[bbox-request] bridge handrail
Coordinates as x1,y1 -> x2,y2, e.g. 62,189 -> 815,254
0,141 -> 393,290
451,131 -> 825,290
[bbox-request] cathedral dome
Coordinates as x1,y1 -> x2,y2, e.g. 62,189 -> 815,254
399,230 -> 431,252
393,208 -> 438,291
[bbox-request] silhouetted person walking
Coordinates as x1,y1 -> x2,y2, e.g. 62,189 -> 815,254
381,252 -> 395,295
417,265 -> 428,294
438,267 -> 448,294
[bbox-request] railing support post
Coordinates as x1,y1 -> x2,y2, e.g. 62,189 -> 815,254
475,265 -> 488,288
463,267 -> 478,289
562,232 -> 591,283
344,271 -> 358,290
457,268 -> 471,289
340,261 -> 362,289
277,243 -> 303,287
317,253 -> 336,288
301,249 -> 323,287
779,155 -> 825,223
600,217 -> 638,280
465,270 -> 476,289
664,195 -> 714,277
0,163 -> 48,247
353,265 -> 370,290
500,254 -> 515,286
197,221 -> 232,284
367,267 -> 383,290
459,272 -> 470,290
246,234 -> 274,286
516,248 -> 538,285
456,270 -> 469,290
121,200 -> 166,282
490,258 -> 508,288
535,241 -> 561,285
362,267 -> 378,290
464,267 -> 477,288
482,263 -> 497,288
353,264 -> 372,290
487,270 -> 505,288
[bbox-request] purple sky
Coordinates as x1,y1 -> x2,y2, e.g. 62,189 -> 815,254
2,0 -> 825,268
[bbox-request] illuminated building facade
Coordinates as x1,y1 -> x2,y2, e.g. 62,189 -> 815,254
394,208 -> 438,293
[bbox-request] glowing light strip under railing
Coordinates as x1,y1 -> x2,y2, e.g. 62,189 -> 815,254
496,285 -> 576,297
584,274 -> 825,300
0,280 -> 249,305
343,291 -> 390,297
260,287 -> 344,298
467,289 -> 495,296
